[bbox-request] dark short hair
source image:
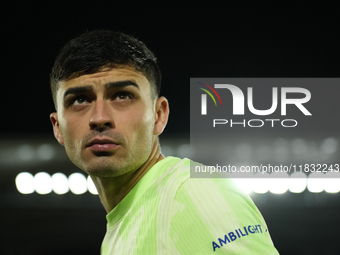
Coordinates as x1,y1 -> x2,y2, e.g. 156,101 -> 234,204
50,30 -> 161,109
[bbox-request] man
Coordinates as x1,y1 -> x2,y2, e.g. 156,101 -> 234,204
50,30 -> 279,254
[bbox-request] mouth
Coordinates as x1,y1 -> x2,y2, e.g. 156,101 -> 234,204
86,138 -> 120,152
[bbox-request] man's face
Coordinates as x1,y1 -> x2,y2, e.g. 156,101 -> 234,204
50,67 -> 166,177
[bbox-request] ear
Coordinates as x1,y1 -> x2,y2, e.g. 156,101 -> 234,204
154,97 -> 169,136
50,112 -> 65,146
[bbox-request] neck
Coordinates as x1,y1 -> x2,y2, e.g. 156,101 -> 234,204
90,137 -> 164,214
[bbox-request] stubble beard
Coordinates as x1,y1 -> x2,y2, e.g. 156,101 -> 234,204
70,131 -> 154,178
80,151 -> 150,178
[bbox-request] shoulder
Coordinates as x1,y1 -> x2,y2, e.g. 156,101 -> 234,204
167,159 -> 279,254
175,168 -> 259,221
163,158 -> 252,207
155,157 -> 266,231
159,157 -> 251,205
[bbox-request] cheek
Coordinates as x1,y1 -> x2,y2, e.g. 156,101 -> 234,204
139,107 -> 155,127
122,107 -> 154,137
59,116 -> 84,146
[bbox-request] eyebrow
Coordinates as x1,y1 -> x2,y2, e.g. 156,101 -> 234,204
63,80 -> 140,99
63,86 -> 93,99
104,80 -> 140,90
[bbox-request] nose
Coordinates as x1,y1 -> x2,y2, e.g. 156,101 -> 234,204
89,100 -> 114,130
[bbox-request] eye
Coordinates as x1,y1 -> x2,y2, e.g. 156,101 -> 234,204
72,96 -> 89,105
114,92 -> 133,100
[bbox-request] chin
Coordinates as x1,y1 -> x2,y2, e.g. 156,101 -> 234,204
83,158 -> 131,178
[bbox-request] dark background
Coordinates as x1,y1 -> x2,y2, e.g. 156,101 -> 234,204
1,2 -> 340,254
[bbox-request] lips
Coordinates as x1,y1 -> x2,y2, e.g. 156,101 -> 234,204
87,138 -> 116,147
86,138 -> 119,152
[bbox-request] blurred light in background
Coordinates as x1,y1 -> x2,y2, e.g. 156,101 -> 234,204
17,144 -> 35,161
256,145 -> 272,161
68,173 -> 87,195
232,172 -> 253,194
52,173 -> 69,195
34,172 -> 52,195
307,172 -> 325,193
231,171 -> 339,195
177,144 -> 191,158
15,170 -> 340,195
15,172 -> 99,195
324,171 -> 340,193
321,137 -> 338,155
288,172 -> 307,193
291,138 -> 307,160
37,144 -> 55,160
11,137 -> 340,196
160,145 -> 174,157
268,172 -> 289,194
15,172 -> 34,194
235,143 -> 253,161
252,173 -> 270,194
87,176 -> 98,195
273,138 -> 289,162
